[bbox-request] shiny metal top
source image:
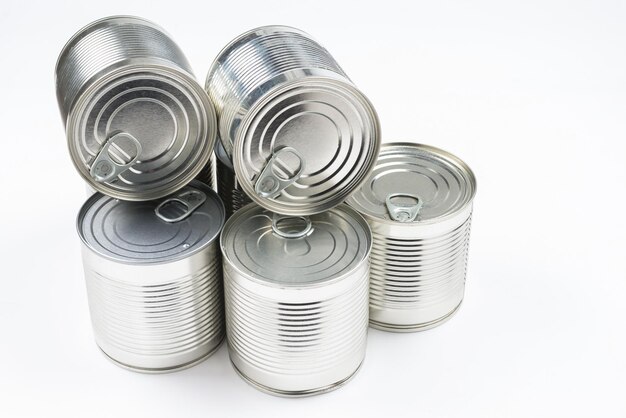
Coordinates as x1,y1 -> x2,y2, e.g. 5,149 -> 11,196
347,143 -> 476,223
78,181 -> 225,263
206,26 -> 380,215
221,204 -> 371,285
57,16 -> 217,201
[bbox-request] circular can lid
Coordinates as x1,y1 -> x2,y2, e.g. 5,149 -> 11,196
78,181 -> 225,264
61,17 -> 217,201
68,68 -> 217,201
347,143 -> 476,223
234,79 -> 381,216
221,204 -> 371,286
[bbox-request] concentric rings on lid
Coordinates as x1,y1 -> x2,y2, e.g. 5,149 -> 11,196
78,181 -> 225,263
56,16 -> 217,201
220,203 -> 372,286
206,25 -> 381,216
347,143 -> 476,224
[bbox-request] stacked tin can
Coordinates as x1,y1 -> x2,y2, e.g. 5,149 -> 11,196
208,26 -> 380,395
56,16 -> 476,396
56,16 -> 225,372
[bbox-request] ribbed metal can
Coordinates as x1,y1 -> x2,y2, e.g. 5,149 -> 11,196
206,26 -> 381,216
347,143 -> 476,332
77,181 -> 226,372
221,204 -> 371,396
215,140 -> 251,217
56,16 -> 217,201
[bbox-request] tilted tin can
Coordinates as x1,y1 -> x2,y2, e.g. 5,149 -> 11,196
347,143 -> 476,332
77,181 -> 226,372
215,140 -> 251,217
56,16 -> 217,201
206,26 -> 381,216
221,204 -> 371,396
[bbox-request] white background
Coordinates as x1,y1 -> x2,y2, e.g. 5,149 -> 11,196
1,0 -> 625,416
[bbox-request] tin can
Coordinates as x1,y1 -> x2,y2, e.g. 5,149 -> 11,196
206,26 -> 381,216
221,204 -> 371,396
56,16 -> 217,201
347,143 -> 476,332
215,140 -> 251,217
77,181 -> 226,372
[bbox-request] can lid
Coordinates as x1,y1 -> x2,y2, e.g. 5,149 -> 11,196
221,204 -> 371,286
234,78 -> 381,216
61,17 -> 217,201
347,143 -> 476,223
77,181 -> 225,263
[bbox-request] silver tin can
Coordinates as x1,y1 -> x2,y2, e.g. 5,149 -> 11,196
56,16 -> 217,201
77,181 -> 225,372
347,143 -> 476,332
221,204 -> 371,396
215,140 -> 251,217
206,26 -> 381,216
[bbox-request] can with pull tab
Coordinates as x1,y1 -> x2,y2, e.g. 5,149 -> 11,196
221,204 -> 371,395
206,26 -> 381,215
56,16 -> 217,201
77,181 -> 226,372
347,143 -> 476,332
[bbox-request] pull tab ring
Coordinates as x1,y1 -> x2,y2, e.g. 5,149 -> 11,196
90,132 -> 142,183
155,187 -> 207,223
386,193 -> 423,222
271,214 -> 312,239
255,147 -> 305,199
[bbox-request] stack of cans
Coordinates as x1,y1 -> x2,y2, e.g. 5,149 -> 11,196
56,16 -> 476,396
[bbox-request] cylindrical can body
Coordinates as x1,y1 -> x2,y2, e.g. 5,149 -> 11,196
77,181 -> 226,372
56,16 -> 217,201
221,204 -> 371,396
215,140 -> 250,217
206,26 -> 380,216
347,143 -> 476,332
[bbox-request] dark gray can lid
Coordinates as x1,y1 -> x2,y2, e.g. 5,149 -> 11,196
77,181 -> 225,263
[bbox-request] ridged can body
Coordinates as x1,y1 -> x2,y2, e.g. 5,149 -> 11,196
206,26 -> 380,216
77,181 -> 225,372
347,143 -> 476,332
56,16 -> 217,201
215,140 -> 250,217
221,204 -> 371,396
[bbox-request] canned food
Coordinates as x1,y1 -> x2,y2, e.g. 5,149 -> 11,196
347,143 -> 476,332
56,16 -> 217,201
77,181 -> 226,372
215,140 -> 251,217
206,26 -> 381,216
221,204 -> 371,396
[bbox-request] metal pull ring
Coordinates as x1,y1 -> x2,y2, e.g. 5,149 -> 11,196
255,147 -> 305,199
155,188 -> 207,223
271,214 -> 313,239
90,132 -> 142,183
386,193 -> 423,222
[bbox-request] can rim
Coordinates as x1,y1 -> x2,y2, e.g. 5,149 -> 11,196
220,203 -> 373,289
231,77 -> 381,216
76,182 -> 226,265
66,62 -> 217,201
348,142 -> 477,226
